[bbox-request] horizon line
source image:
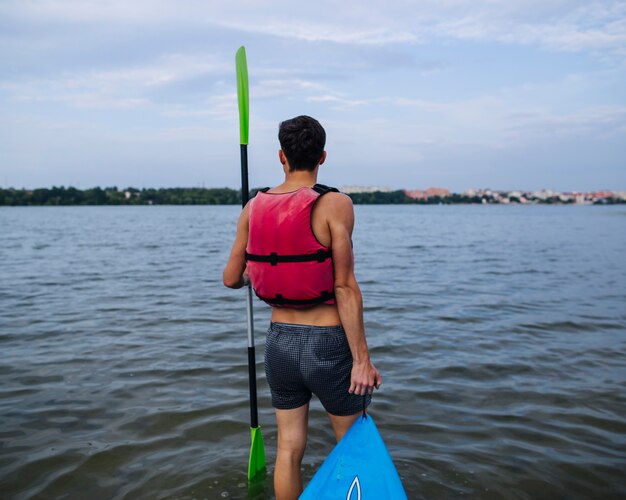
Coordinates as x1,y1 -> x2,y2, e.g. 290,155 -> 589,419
1,185 -> 625,195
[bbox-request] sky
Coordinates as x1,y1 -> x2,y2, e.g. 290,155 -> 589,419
1,0 -> 625,193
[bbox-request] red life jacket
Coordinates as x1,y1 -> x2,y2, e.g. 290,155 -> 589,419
245,184 -> 338,308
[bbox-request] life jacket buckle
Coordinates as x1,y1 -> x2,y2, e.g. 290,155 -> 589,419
269,252 -> 279,266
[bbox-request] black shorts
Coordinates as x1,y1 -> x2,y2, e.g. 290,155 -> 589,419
264,322 -> 372,416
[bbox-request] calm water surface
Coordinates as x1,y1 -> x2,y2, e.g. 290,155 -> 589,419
1,205 -> 625,499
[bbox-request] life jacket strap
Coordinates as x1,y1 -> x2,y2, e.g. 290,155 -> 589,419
259,290 -> 335,306
312,184 -> 340,195
245,249 -> 332,266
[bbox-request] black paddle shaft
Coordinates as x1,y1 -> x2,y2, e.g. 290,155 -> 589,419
240,142 -> 259,429
248,346 -> 259,428
240,145 -> 249,207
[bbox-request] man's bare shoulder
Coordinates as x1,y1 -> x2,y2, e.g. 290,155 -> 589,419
240,198 -> 252,220
315,191 -> 354,228
319,191 -> 353,211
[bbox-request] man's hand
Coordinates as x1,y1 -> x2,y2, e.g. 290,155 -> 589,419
349,359 -> 382,396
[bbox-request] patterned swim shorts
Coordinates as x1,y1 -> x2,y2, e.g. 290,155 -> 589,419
264,322 -> 372,416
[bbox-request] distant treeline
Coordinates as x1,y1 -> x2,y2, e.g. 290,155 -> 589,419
0,186 -> 414,206
0,186 -> 465,206
0,186 -> 623,206
347,191 -> 486,204
0,187 -> 242,206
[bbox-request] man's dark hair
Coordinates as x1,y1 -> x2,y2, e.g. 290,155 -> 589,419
278,115 -> 326,171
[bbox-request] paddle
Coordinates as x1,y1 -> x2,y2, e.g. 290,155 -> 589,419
236,45 -> 266,481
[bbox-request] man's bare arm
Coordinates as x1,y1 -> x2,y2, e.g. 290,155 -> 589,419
327,193 -> 381,395
223,203 -> 250,289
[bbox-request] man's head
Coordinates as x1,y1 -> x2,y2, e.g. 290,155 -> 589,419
278,115 -> 326,172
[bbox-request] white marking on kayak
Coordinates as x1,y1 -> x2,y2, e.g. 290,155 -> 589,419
347,475 -> 361,500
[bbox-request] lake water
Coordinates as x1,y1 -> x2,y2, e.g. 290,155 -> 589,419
1,204 -> 625,499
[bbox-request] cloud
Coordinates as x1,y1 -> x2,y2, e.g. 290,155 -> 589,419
437,5 -> 626,55
4,0 -> 625,56
331,88 -> 626,153
502,105 -> 626,141
217,20 -> 417,46
307,94 -> 368,108
1,53 -> 230,109
1,0 -> 180,23
253,78 -> 325,99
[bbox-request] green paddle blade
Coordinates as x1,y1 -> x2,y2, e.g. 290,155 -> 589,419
248,425 -> 266,481
236,46 -> 249,146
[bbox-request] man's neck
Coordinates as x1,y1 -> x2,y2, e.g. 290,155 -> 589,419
281,169 -> 319,190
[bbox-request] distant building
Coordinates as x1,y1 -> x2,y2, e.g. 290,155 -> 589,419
404,187 -> 450,199
404,190 -> 426,200
340,185 -> 622,204
533,189 -> 556,200
591,191 -> 613,199
424,187 -> 450,197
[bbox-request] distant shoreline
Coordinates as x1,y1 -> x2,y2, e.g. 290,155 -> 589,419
1,187 -> 624,206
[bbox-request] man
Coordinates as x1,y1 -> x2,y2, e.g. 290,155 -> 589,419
223,115 -> 381,500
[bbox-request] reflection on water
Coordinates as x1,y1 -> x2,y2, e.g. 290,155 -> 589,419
1,205 -> 625,499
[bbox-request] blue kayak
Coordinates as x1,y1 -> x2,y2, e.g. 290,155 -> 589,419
300,414 -> 408,499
